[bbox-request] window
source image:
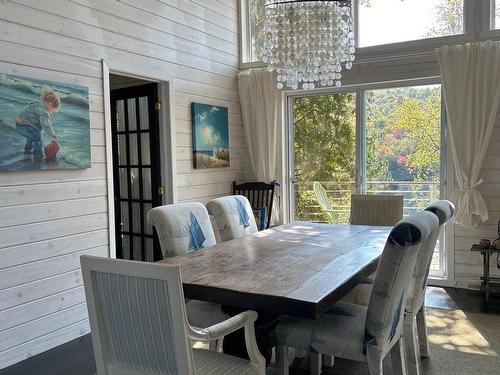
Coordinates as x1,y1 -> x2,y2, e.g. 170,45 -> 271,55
496,1 -> 500,29
241,0 -> 466,63
246,0 -> 266,62
289,84 -> 446,277
292,93 -> 357,223
358,0 -> 464,47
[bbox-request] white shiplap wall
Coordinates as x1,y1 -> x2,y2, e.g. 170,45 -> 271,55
0,0 -> 250,368
454,121 -> 500,289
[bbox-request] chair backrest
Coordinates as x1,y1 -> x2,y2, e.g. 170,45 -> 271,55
81,255 -> 194,375
405,200 -> 455,315
147,202 -> 216,258
233,181 -> 278,229
206,195 -> 258,242
313,182 -> 336,222
365,211 -> 439,357
350,194 -> 404,226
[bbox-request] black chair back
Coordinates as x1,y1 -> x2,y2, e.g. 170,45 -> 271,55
232,181 -> 279,229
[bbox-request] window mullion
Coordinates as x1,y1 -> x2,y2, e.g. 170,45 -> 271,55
355,89 -> 366,194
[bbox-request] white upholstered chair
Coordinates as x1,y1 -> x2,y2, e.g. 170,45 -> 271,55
350,194 -> 404,226
147,202 -> 217,258
206,195 -> 258,242
404,200 -> 454,375
147,203 -> 230,337
273,211 -> 439,375
81,255 -> 266,375
341,194 -> 404,306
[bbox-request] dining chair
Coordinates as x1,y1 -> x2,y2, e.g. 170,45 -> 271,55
206,195 -> 258,242
350,194 -> 404,226
313,182 -> 336,223
341,200 -> 454,375
81,255 -> 266,375
232,180 -> 279,230
273,211 -> 439,375
147,202 -> 217,258
404,200 -> 454,375
341,194 -> 404,306
147,203 -> 229,343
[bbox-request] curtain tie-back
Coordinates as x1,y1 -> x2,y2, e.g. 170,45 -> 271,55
460,179 -> 483,190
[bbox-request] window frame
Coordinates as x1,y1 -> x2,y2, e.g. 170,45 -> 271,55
239,0 -> 500,67
285,77 -> 453,282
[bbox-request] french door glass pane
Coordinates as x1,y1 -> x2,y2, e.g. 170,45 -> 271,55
293,93 -> 356,223
365,84 -> 443,275
358,0 -> 464,47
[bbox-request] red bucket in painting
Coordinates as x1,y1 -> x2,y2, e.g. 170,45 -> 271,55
44,140 -> 59,160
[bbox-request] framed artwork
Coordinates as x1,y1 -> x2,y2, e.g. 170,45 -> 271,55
0,72 -> 91,171
191,102 -> 229,169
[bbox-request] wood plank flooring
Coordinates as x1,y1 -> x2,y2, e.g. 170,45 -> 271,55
0,287 -> 498,375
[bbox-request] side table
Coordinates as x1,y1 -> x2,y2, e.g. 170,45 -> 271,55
471,244 -> 500,302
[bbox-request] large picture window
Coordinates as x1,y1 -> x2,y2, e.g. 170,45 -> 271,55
289,84 -> 447,278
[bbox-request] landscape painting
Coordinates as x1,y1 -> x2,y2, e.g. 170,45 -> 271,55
0,72 -> 91,171
191,102 -> 230,169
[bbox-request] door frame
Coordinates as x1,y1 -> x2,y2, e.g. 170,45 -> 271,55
102,60 -> 176,259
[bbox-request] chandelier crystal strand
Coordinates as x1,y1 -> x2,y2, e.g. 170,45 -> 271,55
263,0 -> 355,90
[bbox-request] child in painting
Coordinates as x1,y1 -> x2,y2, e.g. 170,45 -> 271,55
15,89 -> 60,161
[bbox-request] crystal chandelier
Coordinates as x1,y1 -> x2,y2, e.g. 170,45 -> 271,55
263,0 -> 355,90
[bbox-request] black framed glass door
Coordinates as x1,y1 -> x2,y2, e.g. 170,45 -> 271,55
111,83 -> 163,262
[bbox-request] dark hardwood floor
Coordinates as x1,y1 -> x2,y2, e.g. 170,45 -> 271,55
1,287 -> 498,375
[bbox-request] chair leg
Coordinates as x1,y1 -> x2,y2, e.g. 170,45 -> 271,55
208,340 -> 218,351
391,337 -> 408,375
276,346 -> 289,375
322,354 -> 334,368
215,337 -> 224,353
366,346 -> 384,375
416,306 -> 429,358
310,352 -> 322,375
404,316 -> 420,375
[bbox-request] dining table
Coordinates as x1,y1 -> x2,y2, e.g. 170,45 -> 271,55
159,221 -> 392,362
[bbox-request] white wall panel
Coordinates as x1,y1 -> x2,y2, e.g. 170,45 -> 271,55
0,0 -> 246,368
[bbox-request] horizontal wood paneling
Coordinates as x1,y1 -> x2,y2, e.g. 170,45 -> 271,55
0,0 -> 245,368
453,118 -> 500,288
0,270 -> 83,311
0,287 -> 86,332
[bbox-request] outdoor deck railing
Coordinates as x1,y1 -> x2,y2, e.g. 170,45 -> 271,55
294,180 -> 440,223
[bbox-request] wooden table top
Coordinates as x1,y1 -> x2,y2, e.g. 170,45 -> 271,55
159,222 -> 392,319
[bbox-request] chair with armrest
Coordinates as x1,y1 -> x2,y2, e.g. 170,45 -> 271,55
147,203 -> 230,343
273,211 -> 439,375
81,255 -> 266,375
233,181 -> 279,230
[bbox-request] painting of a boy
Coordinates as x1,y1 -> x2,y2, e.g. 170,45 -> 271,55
16,89 -> 59,161
0,73 -> 90,171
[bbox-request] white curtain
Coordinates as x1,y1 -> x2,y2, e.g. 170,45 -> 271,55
238,68 -> 281,223
437,41 -> 500,228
